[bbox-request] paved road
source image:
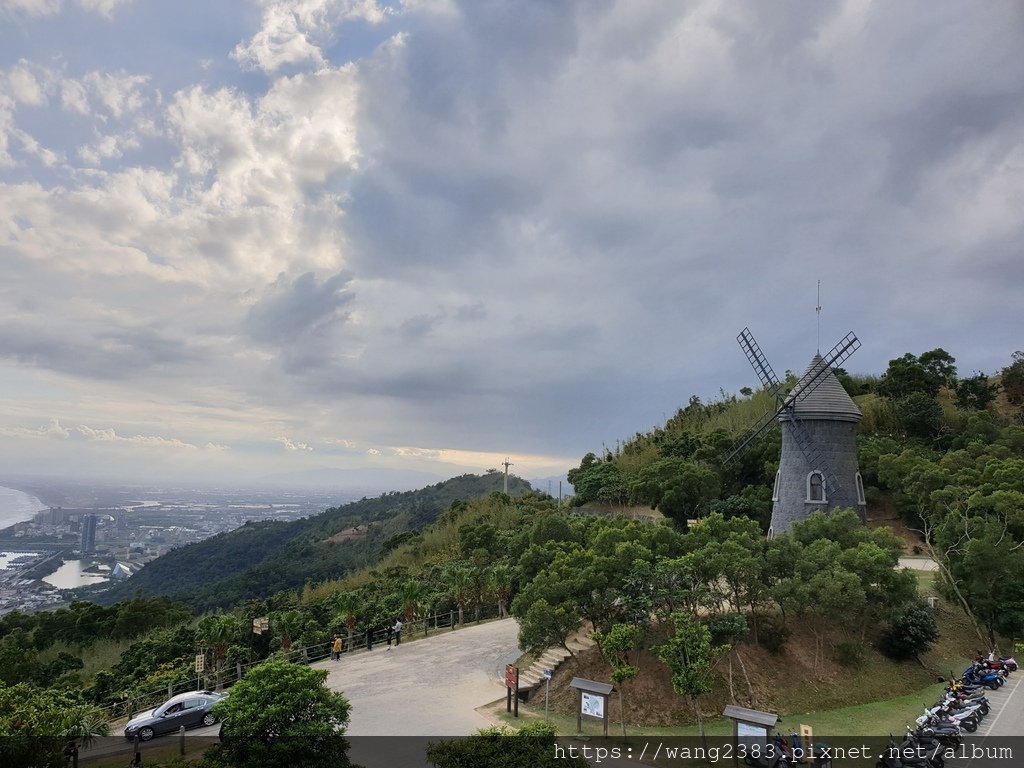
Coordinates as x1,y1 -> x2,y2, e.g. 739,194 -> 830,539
316,617 -> 522,736
951,669 -> 1023,768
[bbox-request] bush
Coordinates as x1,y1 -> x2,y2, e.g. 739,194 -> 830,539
756,614 -> 790,654
707,614 -> 748,646
426,721 -> 588,768
878,602 -> 939,661
835,641 -> 866,668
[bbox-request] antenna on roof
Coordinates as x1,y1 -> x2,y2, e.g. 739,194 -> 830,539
816,280 -> 822,353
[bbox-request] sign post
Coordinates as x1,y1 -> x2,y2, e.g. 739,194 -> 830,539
543,669 -> 552,721
505,665 -> 520,717
569,677 -> 614,737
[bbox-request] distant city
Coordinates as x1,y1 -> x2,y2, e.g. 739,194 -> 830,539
0,480 -> 366,616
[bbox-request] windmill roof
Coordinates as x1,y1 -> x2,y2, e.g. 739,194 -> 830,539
779,353 -> 862,422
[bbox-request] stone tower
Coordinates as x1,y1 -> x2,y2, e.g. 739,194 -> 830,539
769,354 -> 867,537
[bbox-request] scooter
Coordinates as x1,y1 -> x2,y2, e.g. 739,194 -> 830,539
917,706 -> 978,733
963,664 -> 1005,690
913,722 -> 961,749
876,734 -> 943,768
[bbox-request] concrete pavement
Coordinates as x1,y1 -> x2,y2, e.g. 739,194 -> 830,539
316,617 -> 522,736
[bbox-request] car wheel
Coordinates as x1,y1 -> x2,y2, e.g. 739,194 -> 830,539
139,726 -> 155,741
202,712 -> 217,727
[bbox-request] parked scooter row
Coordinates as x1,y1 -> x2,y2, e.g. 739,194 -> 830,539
877,653 -> 1014,768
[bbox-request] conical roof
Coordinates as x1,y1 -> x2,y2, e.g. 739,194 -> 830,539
778,353 -> 862,422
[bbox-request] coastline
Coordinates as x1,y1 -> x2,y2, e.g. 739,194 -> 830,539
0,485 -> 47,531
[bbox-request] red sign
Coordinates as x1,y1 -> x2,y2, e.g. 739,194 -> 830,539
505,665 -> 518,690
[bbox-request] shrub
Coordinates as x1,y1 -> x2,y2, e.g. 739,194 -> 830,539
835,641 -> 866,668
707,614 -> 748,646
756,614 -> 790,654
879,602 -> 939,661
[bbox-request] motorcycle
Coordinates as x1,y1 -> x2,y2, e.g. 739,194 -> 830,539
963,664 -> 1005,690
876,734 -> 943,768
917,705 -> 978,733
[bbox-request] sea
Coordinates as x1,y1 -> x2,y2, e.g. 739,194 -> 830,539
0,485 -> 44,530
0,486 -> 46,572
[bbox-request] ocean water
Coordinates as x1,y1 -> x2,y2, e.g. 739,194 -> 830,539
0,486 -> 45,529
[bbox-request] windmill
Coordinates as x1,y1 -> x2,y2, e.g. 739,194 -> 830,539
727,327 -> 867,537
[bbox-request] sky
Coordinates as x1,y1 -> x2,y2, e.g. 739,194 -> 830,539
1,0 -> 1022,490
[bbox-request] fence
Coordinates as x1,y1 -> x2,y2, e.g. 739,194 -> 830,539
100,603 -> 506,725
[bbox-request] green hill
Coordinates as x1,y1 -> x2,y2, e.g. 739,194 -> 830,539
96,472 -> 533,611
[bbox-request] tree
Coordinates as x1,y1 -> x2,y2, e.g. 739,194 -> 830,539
878,602 -> 939,661
1001,351 -> 1024,406
196,614 -> 242,690
270,610 -> 305,654
655,613 -> 727,748
446,566 -> 473,626
955,373 -> 999,411
893,392 -> 944,439
0,682 -> 108,768
426,721 -> 588,768
516,598 -> 580,656
593,623 -> 641,739
332,591 -> 361,651
211,660 -> 352,768
878,350 -> 956,399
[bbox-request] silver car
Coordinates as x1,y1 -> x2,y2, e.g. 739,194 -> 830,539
124,690 -> 226,741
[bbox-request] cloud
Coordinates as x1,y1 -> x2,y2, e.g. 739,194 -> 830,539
276,436 -> 313,452
76,424 -> 200,449
1,0 -> 131,16
2,0 -> 1024,486
232,0 -> 392,73
0,417 -> 70,439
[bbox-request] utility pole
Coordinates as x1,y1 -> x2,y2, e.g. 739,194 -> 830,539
502,458 -> 514,494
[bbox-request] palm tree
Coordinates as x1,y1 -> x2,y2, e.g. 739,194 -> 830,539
446,565 -> 472,626
400,580 -> 426,623
271,610 -> 305,655
196,614 -> 241,689
332,591 -> 361,651
488,564 -> 513,618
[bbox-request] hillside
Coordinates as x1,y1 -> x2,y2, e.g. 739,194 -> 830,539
96,472 -> 533,611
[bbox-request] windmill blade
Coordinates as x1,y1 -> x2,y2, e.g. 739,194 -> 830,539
725,407 -> 781,463
782,332 -> 861,408
737,327 -> 783,398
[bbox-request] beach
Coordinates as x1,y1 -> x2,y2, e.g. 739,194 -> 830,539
0,485 -> 46,530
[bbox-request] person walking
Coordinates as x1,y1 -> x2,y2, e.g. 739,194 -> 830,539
393,618 -> 403,647
332,634 -> 343,661
385,623 -> 393,650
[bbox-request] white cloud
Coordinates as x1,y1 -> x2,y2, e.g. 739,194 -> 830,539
76,424 -> 200,449
276,436 -> 313,451
232,0 -> 391,73
74,0 -> 132,18
0,0 -> 61,16
5,64 -> 47,106
1,0 -> 131,15
0,417 -> 70,439
83,71 -> 149,119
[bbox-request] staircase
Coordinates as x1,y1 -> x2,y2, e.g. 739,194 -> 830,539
515,625 -> 596,694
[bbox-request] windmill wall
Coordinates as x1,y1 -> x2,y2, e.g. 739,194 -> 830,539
770,418 -> 866,536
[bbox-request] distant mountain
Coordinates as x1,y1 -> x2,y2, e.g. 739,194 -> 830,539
96,472 -> 533,611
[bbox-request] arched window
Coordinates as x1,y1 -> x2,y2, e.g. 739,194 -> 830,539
772,471 -> 781,502
807,471 -> 826,503
855,472 -> 866,505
